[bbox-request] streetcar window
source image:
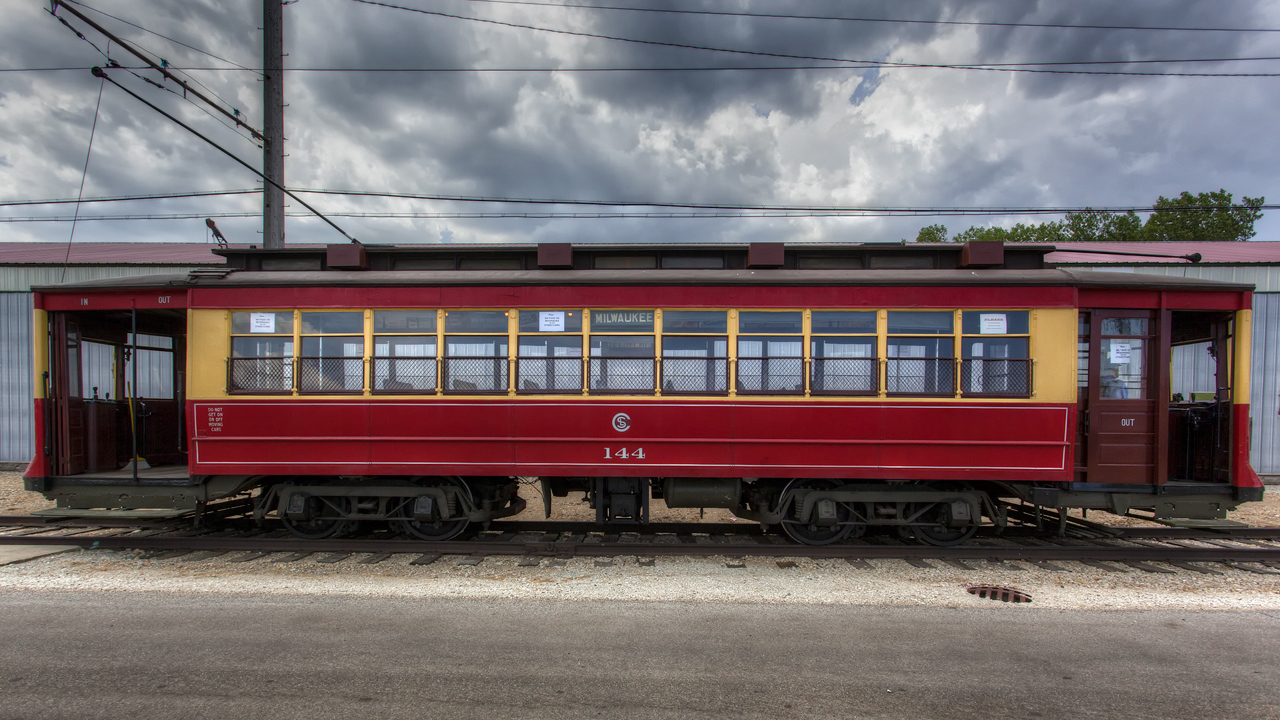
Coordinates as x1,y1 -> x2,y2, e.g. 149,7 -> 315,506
811,337 -> 877,395
962,310 -> 1029,335
960,311 -> 1031,397
739,311 -> 802,334
229,311 -> 295,394
373,310 -> 438,393
886,311 -> 955,396
517,310 -> 583,393
811,311 -> 878,395
738,312 -> 803,394
518,336 -> 583,392
662,310 -> 727,334
445,310 -> 509,334
1099,316 -> 1151,400
1101,318 -> 1149,336
887,311 -> 952,335
300,311 -> 362,334
299,311 -> 364,393
662,311 -> 727,394
126,333 -> 175,400
811,311 -> 875,334
444,336 -> 509,393
589,336 -> 655,393
374,310 -> 436,333
231,311 -> 293,335
663,337 -> 728,393
518,310 -> 582,333
374,337 -> 437,393
81,340 -> 116,400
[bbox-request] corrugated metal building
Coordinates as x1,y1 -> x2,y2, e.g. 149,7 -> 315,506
1048,242 -> 1280,479
0,243 -> 225,464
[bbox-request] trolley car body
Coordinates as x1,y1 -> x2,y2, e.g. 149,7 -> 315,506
24,242 -> 1263,543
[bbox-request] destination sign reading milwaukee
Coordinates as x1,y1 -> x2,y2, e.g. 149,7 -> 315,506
589,310 -> 655,332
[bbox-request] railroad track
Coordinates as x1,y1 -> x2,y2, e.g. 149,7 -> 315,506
3,513 -> 1280,574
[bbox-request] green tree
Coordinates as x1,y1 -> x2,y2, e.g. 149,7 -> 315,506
914,224 -> 949,243
953,222 -> 1065,244
913,190 -> 1264,243
1061,209 -> 1143,242
1142,190 -> 1264,242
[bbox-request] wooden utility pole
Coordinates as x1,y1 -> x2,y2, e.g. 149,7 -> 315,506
263,0 -> 285,248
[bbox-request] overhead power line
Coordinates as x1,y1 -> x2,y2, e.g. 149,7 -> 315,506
11,55 -> 1280,74
6,185 -> 1273,217
0,189 -> 262,208
8,204 -> 1276,222
463,0 -> 1280,34
345,0 -> 1280,77
290,188 -> 1280,215
91,66 -> 359,243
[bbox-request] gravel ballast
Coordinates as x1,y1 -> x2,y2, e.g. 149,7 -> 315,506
1,547 -> 1277,611
3,472 -> 1279,611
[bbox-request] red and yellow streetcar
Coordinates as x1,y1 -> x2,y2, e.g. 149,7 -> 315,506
24,241 -> 1263,544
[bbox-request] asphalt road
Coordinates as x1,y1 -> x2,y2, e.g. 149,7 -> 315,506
0,591 -> 1276,720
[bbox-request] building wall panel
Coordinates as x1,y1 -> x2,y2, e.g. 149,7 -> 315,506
0,293 -> 34,463
1252,293 -> 1280,475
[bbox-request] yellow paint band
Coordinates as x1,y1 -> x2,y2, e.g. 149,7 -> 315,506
31,308 -> 48,400
1234,309 -> 1252,400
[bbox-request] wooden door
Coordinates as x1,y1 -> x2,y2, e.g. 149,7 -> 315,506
1086,311 -> 1157,484
51,314 -> 86,476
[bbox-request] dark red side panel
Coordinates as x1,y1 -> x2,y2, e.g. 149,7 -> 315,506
189,399 -> 1074,482
1234,403 -> 1263,489
25,398 -> 50,478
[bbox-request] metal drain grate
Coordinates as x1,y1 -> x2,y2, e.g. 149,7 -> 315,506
966,584 -> 1032,603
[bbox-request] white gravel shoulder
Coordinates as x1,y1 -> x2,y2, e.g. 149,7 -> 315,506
1,548 -> 1278,611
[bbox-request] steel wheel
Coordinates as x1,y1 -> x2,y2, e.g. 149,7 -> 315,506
281,496 -> 354,539
904,502 -> 977,547
394,478 -> 472,541
778,480 -> 858,546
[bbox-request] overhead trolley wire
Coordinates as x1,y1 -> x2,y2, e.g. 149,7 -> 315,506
50,1 -> 264,140
345,0 -> 1280,77
462,0 -> 1280,34
61,0 -> 260,74
90,66 -> 359,243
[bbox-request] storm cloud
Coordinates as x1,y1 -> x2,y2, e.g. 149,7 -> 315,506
1,0 -> 1276,246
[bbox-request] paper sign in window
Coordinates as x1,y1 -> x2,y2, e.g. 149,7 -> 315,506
250,312 -> 276,333
979,314 -> 1007,335
539,311 -> 566,332
1109,342 -> 1132,363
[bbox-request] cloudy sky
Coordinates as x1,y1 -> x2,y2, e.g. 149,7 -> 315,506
1,0 -> 1278,247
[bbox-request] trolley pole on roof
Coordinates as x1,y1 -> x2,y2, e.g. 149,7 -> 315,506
263,0 -> 285,249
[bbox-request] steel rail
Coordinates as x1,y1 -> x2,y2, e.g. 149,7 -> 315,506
2,530 -> 1278,564
3,515 -> 1279,539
